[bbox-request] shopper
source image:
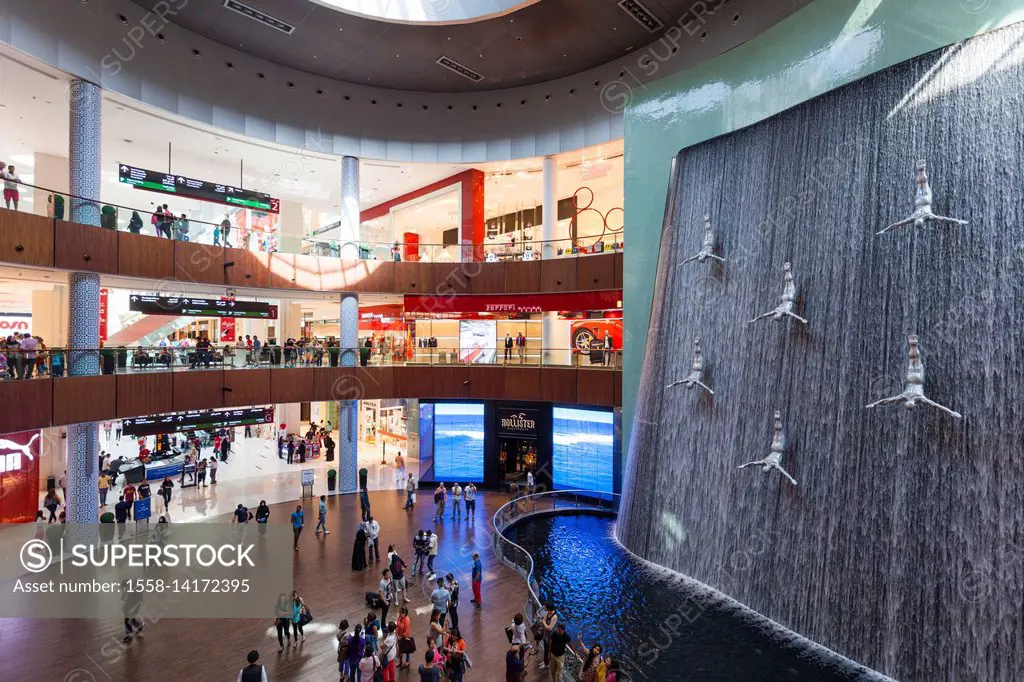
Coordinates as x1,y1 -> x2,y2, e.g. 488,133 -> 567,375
576,634 -> 602,682
510,613 -> 529,647
275,594 -> 293,651
404,476 -> 416,509
426,530 -> 438,578
98,471 -> 111,508
380,622 -> 398,682
471,553 -> 483,607
464,482 -> 477,519
358,642 -> 380,682
159,476 -> 174,513
388,546 -> 410,604
444,573 -> 460,629
209,455 -> 219,484
426,609 -> 446,650
377,568 -> 393,626
237,650 -> 268,682
290,504 -> 304,550
548,623 -> 570,682
395,607 -> 413,670
538,602 -> 557,668
345,624 -> 365,680
221,218 -> 233,247
233,504 -> 249,524
430,578 -> 450,627
315,494 -> 330,536
412,530 -> 427,576
196,457 -> 207,487
292,591 -> 307,642
432,483 -> 446,522
352,521 -> 368,571
360,486 -> 372,522
366,515 -> 380,563
506,643 -> 527,682
443,628 -> 467,682
451,483 -> 463,520
43,489 -> 61,523
418,650 -> 441,682
1,164 -> 21,210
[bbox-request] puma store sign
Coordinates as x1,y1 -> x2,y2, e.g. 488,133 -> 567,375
498,408 -> 538,439
0,430 -> 41,523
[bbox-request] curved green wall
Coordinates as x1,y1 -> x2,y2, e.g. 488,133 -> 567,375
623,0 -> 1024,449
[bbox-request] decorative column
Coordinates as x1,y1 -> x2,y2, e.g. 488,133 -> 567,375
65,78 -> 102,524
541,155 -> 559,364
339,156 -> 360,259
338,293 -> 359,493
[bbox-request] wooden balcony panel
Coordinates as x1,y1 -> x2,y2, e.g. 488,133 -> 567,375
540,257 -> 578,293
0,378 -> 52,434
502,367 -> 543,402
504,260 -> 542,293
53,375 -> 117,425
174,242 -> 225,286
55,221 -> 117,274
172,371 -> 225,411
269,368 -> 316,404
540,368 -> 578,404
224,248 -> 271,289
0,209 -> 54,267
465,365 -> 505,400
613,370 -> 622,407
577,254 -> 615,291
613,252 -> 624,289
466,261 -> 505,294
118,231 -> 174,280
344,260 -> 395,293
576,369 -> 615,407
116,373 -> 173,418
292,254 -> 323,291
223,369 -> 272,408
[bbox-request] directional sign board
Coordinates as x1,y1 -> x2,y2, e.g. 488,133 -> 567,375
118,163 -> 280,213
122,406 -> 275,437
128,294 -> 277,319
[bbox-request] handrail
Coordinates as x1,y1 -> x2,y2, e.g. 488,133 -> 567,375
0,344 -> 623,375
491,490 -> 623,681
3,179 -> 624,262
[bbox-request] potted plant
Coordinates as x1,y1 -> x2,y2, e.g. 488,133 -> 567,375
99,511 -> 116,542
327,468 -> 337,492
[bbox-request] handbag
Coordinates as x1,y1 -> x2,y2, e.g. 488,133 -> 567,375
531,622 -> 545,641
505,626 -> 514,643
299,605 -> 313,626
398,636 -> 416,654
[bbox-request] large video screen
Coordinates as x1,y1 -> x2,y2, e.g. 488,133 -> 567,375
418,403 -> 435,483
433,403 -> 485,483
552,407 -> 615,494
459,320 -> 496,363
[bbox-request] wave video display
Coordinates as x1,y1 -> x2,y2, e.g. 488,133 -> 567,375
552,407 -> 615,494
433,403 -> 485,483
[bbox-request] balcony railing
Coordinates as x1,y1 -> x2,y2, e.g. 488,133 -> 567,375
0,345 -> 623,378
5,180 -> 623,263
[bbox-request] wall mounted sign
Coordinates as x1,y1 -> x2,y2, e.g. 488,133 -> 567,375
98,288 -> 109,342
118,162 -> 280,213
497,407 -> 539,440
129,294 -> 277,319
0,313 -> 31,335
404,290 -> 621,315
122,406 -> 275,437
0,430 -> 40,523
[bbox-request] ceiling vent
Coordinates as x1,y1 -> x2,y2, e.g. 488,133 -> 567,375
617,0 -> 664,32
223,0 -> 295,35
436,56 -> 485,83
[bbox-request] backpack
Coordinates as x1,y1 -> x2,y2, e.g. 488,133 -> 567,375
391,554 -> 405,577
337,634 -> 349,663
434,491 -> 442,503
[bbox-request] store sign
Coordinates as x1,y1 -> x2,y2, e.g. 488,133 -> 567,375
98,288 -> 109,342
497,408 -> 538,439
0,430 -> 41,522
220,318 -> 237,343
405,290 -> 621,315
0,313 -> 31,334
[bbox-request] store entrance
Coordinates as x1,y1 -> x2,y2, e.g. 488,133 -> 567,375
498,437 -> 537,486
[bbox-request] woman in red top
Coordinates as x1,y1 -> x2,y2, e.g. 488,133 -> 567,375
394,606 -> 412,669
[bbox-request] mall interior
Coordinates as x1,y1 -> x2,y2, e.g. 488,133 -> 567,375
0,0 -> 1020,680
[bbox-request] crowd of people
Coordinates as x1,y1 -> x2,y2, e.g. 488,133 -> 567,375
2,333 -> 51,379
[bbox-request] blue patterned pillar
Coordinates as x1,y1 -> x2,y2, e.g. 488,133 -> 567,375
66,78 -> 102,524
338,293 -> 359,493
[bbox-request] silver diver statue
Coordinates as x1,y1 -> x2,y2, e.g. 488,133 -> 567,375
680,215 -> 725,266
748,262 -> 808,325
666,337 -> 714,395
877,160 -> 968,235
865,334 -> 962,418
738,410 -> 798,486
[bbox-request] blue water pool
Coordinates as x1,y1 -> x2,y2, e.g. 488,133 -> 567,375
504,514 -> 886,682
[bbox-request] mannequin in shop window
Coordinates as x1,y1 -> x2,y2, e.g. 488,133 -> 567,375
516,333 -> 526,363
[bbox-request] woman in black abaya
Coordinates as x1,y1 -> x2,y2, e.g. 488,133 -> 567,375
352,522 -> 368,571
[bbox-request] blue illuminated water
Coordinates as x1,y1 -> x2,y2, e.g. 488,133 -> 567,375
552,408 -> 615,494
505,514 -> 888,682
433,403 -> 484,482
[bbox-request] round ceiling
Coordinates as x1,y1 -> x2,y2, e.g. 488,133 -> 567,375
309,0 -> 540,25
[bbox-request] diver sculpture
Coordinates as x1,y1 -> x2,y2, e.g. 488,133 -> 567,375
877,160 -> 968,235
681,214 -> 725,265
865,334 -> 962,418
738,410 -> 797,486
748,262 -> 808,325
666,337 -> 714,395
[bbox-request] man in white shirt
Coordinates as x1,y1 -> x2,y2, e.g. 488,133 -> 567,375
380,622 -> 398,680
451,483 -> 463,520
526,468 -> 535,494
366,515 -> 381,563
1,164 -> 21,210
426,530 -> 439,578
18,334 -> 38,379
378,567 -> 393,625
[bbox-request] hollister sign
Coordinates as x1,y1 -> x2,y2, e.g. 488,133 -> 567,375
498,408 -> 538,439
